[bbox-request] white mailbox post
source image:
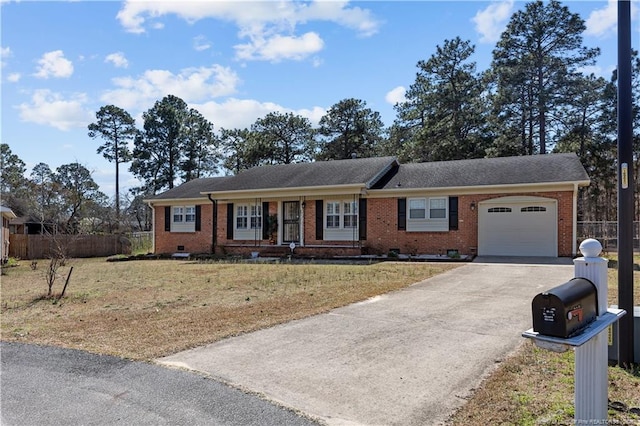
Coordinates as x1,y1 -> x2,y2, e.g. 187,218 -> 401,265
523,239 -> 626,423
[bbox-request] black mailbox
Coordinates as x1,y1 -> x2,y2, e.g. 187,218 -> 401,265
532,277 -> 598,338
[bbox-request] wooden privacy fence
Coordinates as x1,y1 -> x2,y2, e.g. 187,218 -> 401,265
8,234 -> 131,259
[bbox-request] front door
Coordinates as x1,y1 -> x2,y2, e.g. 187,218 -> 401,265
282,201 -> 300,243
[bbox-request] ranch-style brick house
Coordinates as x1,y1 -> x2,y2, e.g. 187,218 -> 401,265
145,153 -> 590,258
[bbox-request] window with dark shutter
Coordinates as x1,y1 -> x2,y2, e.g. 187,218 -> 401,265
449,197 -> 458,231
315,200 -> 323,240
262,202 -> 269,240
195,205 -> 201,231
164,206 -> 171,231
397,198 -> 406,230
359,198 -> 367,240
226,203 -> 234,240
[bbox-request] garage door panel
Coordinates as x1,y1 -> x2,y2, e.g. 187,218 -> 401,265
479,199 -> 557,257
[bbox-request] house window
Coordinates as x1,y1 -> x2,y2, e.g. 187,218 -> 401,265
171,205 -> 197,232
185,207 -> 196,222
343,201 -> 358,228
409,199 -> 426,219
236,205 -> 248,229
326,202 -> 340,228
429,198 -> 447,219
236,204 -> 262,230
174,206 -> 196,223
250,204 -> 262,229
488,207 -> 512,213
173,207 -> 184,223
325,200 -> 359,229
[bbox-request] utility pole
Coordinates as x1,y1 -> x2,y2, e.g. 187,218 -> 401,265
617,0 -> 635,367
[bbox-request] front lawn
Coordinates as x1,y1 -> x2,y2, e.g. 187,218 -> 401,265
1,257 -> 457,359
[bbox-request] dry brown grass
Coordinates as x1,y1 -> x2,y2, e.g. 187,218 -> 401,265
449,342 -> 640,425
1,257 -> 458,360
449,258 -> 640,425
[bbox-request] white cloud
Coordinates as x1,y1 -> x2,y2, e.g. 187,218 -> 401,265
193,35 -> 211,52
385,86 -> 406,105
472,0 -> 514,44
585,0 -> 617,38
585,1 -> 639,38
105,52 -> 129,68
101,64 -> 240,111
17,90 -> 93,131
194,98 -> 326,130
116,0 -> 380,62
1,46 -> 11,67
235,31 -> 324,62
7,72 -> 20,82
33,50 -> 74,79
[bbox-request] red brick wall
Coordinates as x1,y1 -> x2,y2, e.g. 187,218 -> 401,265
154,204 -> 214,254
363,192 -> 575,257
157,191 -> 576,257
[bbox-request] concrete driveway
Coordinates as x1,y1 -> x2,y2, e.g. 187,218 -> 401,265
158,258 -> 575,426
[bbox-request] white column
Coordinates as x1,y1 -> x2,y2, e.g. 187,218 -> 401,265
573,239 -> 609,422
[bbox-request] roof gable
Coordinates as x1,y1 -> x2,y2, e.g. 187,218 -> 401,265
204,156 -> 399,193
147,176 -> 232,201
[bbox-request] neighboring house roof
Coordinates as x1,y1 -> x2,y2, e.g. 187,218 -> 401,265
1,206 -> 17,219
378,153 -> 589,190
146,177 -> 233,201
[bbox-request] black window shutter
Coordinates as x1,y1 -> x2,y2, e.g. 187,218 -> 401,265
449,197 -> 459,231
195,205 -> 201,231
358,198 -> 367,240
226,203 -> 234,240
164,206 -> 171,231
262,202 -> 269,240
315,200 -> 323,240
397,198 -> 406,230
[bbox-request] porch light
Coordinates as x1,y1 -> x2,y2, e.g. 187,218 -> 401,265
470,202 -> 476,211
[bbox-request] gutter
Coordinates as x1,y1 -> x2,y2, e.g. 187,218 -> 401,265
146,201 -> 155,254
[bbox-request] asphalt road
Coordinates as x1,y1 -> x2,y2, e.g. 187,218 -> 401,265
0,342 -> 319,426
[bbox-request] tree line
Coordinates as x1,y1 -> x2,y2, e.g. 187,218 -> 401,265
1,0 -> 638,234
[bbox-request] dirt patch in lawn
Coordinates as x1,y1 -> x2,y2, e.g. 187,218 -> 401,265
1,258 -> 458,360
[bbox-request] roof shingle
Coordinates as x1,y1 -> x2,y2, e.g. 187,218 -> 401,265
379,153 -> 589,190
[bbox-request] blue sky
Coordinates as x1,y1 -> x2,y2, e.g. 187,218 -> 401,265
1,0 -> 638,200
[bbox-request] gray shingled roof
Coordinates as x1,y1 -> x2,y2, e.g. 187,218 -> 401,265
149,154 -> 588,201
380,153 -> 589,190
204,156 -> 399,193
147,176 -> 232,200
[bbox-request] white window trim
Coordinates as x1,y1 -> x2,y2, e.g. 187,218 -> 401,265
428,197 -> 447,220
406,197 -> 449,232
233,203 -> 262,233
325,200 -> 359,230
409,198 -> 426,219
171,205 -> 196,232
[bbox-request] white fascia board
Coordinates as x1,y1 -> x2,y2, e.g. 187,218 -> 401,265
365,180 -> 590,198
202,184 -> 366,200
144,197 -> 210,206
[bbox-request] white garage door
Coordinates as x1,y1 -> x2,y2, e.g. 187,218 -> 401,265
478,196 -> 557,257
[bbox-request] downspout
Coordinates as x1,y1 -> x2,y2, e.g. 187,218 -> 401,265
300,196 -> 305,247
208,194 -> 217,255
147,201 -> 155,254
572,183 -> 578,256
353,194 -> 357,248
